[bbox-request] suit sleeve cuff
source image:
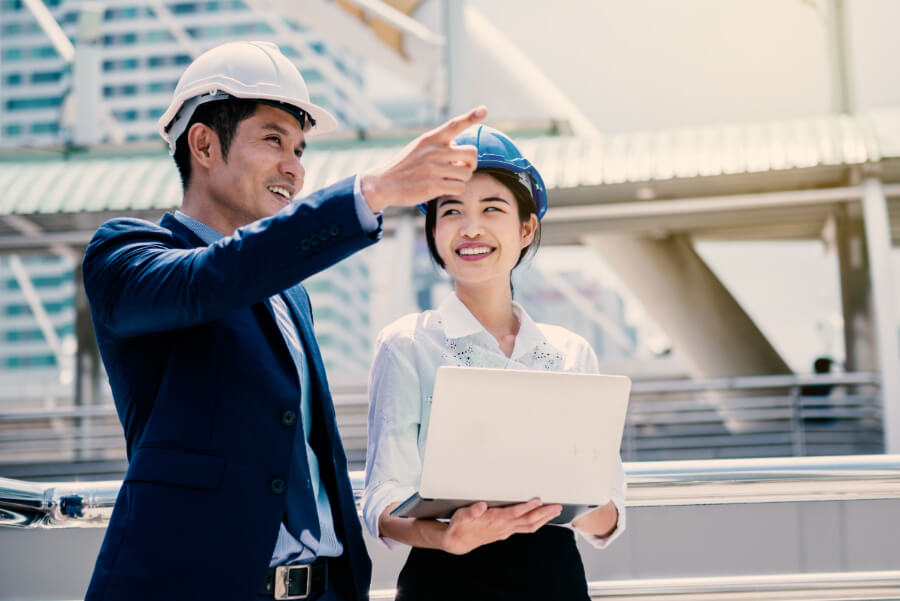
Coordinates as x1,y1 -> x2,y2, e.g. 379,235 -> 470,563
354,175 -> 381,233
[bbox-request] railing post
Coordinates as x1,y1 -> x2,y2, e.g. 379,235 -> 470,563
790,384 -> 806,456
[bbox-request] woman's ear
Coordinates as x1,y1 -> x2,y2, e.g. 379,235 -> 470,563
521,213 -> 538,248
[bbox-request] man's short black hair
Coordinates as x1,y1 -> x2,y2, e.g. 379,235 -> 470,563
172,98 -> 260,188
424,167 -> 542,270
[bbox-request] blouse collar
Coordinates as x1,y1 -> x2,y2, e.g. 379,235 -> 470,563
435,293 -> 547,360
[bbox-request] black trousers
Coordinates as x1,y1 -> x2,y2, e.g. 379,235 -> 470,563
394,525 -> 591,601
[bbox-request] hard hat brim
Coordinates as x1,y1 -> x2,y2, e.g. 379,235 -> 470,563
158,91 -> 337,148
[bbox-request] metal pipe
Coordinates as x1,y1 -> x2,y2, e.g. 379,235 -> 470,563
3,455 -> 899,529
584,570 -> 900,599
370,571 -> 900,601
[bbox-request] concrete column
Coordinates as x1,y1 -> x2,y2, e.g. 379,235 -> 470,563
443,0 -> 469,116
583,233 -> 791,379
859,177 -> 900,453
835,207 -> 877,372
369,215 -> 417,341
73,264 -> 102,461
72,3 -> 104,146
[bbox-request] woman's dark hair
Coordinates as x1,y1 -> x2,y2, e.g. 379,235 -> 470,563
172,98 -> 260,188
424,167 -> 542,270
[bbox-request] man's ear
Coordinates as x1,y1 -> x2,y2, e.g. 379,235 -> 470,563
187,123 -> 219,171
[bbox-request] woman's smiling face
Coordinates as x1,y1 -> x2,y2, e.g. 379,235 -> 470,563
433,172 -> 536,288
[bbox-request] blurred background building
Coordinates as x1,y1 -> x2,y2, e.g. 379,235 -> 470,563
0,0 -> 376,145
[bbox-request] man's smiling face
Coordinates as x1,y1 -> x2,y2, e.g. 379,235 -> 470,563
204,103 -> 307,231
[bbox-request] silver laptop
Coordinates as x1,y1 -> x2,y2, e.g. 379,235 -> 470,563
392,366 -> 631,523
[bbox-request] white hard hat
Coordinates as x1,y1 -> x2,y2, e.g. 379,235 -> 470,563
158,41 -> 338,153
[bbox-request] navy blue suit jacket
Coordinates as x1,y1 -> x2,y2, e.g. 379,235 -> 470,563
82,177 -> 377,601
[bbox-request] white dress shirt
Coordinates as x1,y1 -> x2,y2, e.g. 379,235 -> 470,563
363,293 -> 627,550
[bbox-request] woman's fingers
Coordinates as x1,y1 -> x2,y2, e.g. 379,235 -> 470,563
516,503 -> 563,532
445,499 -> 563,553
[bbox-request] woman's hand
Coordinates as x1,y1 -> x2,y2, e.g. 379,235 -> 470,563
440,499 -> 562,555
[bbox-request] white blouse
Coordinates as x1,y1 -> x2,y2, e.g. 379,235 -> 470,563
362,294 -> 627,550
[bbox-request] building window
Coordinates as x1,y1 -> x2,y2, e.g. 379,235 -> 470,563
113,109 -> 139,122
171,3 -> 196,14
103,32 -> 138,46
105,6 -> 140,20
4,124 -> 23,136
5,355 -> 57,368
43,298 -> 74,313
4,73 -> 23,86
301,69 -> 323,83
103,84 -> 139,97
144,30 -> 175,43
31,71 -> 63,84
1,22 -> 30,35
32,46 -> 57,59
5,304 -> 30,316
103,57 -> 139,72
146,81 -> 176,94
6,96 -> 63,110
30,122 -> 60,134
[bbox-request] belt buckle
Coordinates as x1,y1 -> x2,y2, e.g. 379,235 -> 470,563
274,564 -> 310,600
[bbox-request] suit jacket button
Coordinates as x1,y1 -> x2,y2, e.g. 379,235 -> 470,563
270,478 -> 286,495
330,225 -> 340,237
281,410 -> 297,427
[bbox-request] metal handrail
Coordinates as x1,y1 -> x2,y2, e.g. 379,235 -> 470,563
3,454 -> 899,528
0,372 -> 881,418
0,372 -> 884,470
367,570 -> 900,601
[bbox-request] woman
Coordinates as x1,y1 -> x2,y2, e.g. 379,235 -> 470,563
362,125 -> 626,600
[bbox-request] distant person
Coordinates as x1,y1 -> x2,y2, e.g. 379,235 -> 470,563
363,126 -> 626,601
81,40 -> 487,601
800,356 -> 836,425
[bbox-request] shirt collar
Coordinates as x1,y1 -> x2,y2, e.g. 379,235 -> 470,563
435,293 -> 548,360
172,210 -> 224,245
435,293 -> 485,339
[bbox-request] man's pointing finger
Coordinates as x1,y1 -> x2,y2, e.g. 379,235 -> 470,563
427,106 -> 487,144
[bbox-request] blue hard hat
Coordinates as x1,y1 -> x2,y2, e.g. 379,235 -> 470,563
417,125 -> 548,220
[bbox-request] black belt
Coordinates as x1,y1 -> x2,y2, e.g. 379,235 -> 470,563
260,558 -> 329,600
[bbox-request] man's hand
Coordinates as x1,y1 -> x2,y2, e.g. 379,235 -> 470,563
360,106 -> 487,214
439,499 -> 562,555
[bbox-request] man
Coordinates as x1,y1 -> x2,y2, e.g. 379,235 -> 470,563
82,41 -> 485,601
